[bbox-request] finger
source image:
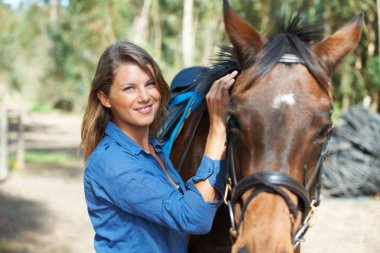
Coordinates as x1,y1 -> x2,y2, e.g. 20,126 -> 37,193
208,70 -> 238,99
221,70 -> 238,83
213,70 -> 237,84
221,80 -> 235,100
207,79 -> 219,94
216,79 -> 226,99
223,78 -> 235,90
208,80 -> 219,98
221,71 -> 237,92
218,70 -> 238,90
228,70 -> 239,79
206,80 -> 220,103
211,78 -> 225,98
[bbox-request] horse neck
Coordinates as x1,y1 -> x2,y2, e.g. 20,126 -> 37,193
170,103 -> 209,180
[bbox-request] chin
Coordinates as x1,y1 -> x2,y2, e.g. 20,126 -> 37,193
140,117 -> 156,127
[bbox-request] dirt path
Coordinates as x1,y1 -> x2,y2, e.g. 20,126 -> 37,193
303,197 -> 380,253
0,111 -> 379,253
0,111 -> 94,253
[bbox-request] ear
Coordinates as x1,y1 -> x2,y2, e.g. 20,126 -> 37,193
223,0 -> 263,68
97,90 -> 111,108
312,13 -> 364,75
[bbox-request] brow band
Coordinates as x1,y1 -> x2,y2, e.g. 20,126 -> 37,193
279,54 -> 305,64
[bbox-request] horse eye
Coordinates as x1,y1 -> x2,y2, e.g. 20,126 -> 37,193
228,115 -> 241,130
315,124 -> 334,140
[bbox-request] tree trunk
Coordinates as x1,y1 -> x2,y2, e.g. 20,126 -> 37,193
49,0 -> 59,24
373,90 -> 379,112
201,2 -> 222,64
376,0 -> 380,112
131,0 -> 152,46
105,2 -> 116,43
182,0 -> 194,67
341,68 -> 352,112
16,111 -> 25,170
151,0 -> 162,59
0,106 -> 8,181
377,0 -> 380,85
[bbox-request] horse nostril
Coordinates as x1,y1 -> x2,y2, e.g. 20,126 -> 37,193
238,248 -> 249,253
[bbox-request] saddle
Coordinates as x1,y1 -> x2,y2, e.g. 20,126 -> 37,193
158,66 -> 207,156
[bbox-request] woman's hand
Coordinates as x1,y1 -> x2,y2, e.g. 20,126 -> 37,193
204,70 -> 238,160
196,71 -> 238,202
206,70 -> 238,132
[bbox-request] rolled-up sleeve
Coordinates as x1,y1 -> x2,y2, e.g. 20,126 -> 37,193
191,156 -> 227,198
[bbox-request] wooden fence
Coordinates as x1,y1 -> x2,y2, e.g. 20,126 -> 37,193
0,106 -> 25,181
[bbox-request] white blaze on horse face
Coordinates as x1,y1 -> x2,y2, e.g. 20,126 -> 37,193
272,93 -> 296,109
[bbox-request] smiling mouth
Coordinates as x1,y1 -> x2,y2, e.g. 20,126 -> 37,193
135,104 -> 153,114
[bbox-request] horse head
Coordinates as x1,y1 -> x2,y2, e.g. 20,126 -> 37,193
223,0 -> 363,252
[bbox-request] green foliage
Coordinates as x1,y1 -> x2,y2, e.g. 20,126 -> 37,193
0,0 -> 379,112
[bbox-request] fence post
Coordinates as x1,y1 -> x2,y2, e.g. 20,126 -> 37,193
0,106 -> 8,181
16,110 -> 25,170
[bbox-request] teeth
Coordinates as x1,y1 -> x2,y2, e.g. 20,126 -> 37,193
137,105 -> 151,113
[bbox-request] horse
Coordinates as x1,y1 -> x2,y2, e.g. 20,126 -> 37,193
160,1 -> 363,252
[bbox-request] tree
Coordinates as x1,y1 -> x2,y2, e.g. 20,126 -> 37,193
182,0 -> 194,66
0,0 -> 378,112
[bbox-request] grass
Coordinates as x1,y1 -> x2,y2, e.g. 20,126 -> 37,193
27,151 -> 80,165
30,102 -> 54,113
9,151 -> 82,170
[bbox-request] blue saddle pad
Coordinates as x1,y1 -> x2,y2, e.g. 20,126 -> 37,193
158,66 -> 208,156
170,66 -> 207,92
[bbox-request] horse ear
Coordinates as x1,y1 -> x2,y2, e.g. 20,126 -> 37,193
313,13 -> 364,75
223,0 -> 263,67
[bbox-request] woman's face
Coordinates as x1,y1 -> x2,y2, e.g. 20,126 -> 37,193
99,62 -> 161,134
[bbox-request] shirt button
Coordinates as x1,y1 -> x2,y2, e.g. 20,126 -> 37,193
165,200 -> 171,210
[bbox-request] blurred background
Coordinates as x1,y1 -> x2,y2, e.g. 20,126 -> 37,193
0,0 -> 379,252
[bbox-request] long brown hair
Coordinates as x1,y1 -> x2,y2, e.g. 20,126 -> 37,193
81,41 -> 170,163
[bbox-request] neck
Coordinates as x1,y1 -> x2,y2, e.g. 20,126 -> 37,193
118,124 -> 151,152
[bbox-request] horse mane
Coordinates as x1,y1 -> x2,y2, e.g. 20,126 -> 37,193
196,45 -> 241,96
246,13 -> 330,91
158,46 -> 240,144
194,13 -> 330,95
158,13 -> 330,144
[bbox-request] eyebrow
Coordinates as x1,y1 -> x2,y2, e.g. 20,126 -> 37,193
119,78 -> 154,87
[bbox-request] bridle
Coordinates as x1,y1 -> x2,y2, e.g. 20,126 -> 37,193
223,54 -> 334,247
223,125 -> 332,246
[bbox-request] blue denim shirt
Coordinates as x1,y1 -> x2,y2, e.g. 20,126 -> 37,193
84,122 -> 227,253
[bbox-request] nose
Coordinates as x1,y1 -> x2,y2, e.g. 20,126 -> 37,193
137,88 -> 150,102
238,248 -> 249,253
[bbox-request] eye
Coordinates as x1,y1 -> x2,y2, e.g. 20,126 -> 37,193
228,114 -> 241,130
315,123 -> 334,140
146,81 -> 156,87
122,86 -> 134,92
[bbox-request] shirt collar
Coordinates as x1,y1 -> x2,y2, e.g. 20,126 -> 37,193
105,121 -> 163,155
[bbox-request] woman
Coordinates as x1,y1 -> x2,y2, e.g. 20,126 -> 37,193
81,41 -> 237,253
